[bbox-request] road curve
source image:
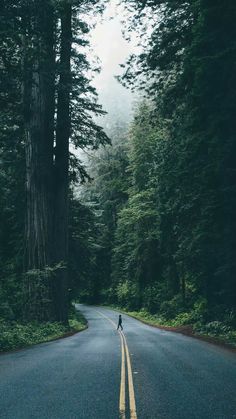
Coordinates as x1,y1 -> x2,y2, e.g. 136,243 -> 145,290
0,304 -> 236,419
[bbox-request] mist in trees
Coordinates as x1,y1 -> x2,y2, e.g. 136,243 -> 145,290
75,0 -> 236,331
1,0 -> 236,341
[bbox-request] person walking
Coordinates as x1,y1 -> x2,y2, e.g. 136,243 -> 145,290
117,314 -> 123,330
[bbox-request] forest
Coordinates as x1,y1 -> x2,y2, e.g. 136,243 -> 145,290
1,0 -> 236,351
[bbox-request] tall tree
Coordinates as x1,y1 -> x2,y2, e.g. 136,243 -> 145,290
53,1 -> 72,323
0,0 -> 108,323
78,0 -> 236,322
120,0 -> 236,312
23,0 -> 56,320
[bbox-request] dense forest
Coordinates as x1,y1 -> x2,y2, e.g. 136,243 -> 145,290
1,0 -> 236,350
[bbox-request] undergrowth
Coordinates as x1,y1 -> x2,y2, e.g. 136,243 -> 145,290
108,304 -> 236,347
0,306 -> 87,352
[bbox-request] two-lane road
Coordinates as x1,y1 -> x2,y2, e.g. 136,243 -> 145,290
1,305 -> 236,418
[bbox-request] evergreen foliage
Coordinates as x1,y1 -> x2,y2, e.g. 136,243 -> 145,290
0,0 -> 108,331
76,0 -> 236,335
1,0 -> 236,348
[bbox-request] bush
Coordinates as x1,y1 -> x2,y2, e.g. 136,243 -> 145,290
99,287 -> 117,305
0,319 -> 68,351
142,283 -> 167,314
159,294 -> 184,319
0,307 -> 87,352
224,309 -> 236,328
188,298 -> 208,323
116,281 -> 140,310
198,321 -> 231,335
168,312 -> 193,326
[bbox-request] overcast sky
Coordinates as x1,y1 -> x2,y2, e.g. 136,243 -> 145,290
73,1 -> 136,183
89,0 -> 135,128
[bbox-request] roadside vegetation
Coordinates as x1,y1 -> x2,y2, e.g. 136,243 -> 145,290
1,1 -> 236,352
0,307 -> 87,352
110,306 -> 236,348
0,0 -> 107,350
74,1 -> 236,348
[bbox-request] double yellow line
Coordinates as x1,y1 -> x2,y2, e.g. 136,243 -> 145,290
119,330 -> 137,419
95,310 -> 137,419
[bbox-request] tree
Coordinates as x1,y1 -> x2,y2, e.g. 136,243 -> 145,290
77,121 -> 129,302
112,103 -> 162,310
80,0 -> 236,323
0,0 -> 26,320
0,0 -> 108,323
119,0 -> 236,314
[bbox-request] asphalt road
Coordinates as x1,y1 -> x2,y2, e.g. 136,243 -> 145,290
1,305 -> 236,419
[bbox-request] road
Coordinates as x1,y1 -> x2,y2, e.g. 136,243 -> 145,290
1,305 -> 236,419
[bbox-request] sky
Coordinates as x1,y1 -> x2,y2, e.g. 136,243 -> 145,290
89,0 -> 135,129
73,0 -> 136,165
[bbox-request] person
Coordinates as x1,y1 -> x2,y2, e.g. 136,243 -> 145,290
117,314 -> 123,330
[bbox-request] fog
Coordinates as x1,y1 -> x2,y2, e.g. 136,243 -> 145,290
72,0 -> 136,167
89,0 -> 135,130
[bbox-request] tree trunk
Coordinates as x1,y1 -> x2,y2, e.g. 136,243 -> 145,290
53,2 -> 72,323
23,0 -> 55,321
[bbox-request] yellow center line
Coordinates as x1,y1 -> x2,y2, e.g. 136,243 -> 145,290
95,310 -> 126,418
95,309 -> 137,419
119,332 -> 126,419
95,310 -> 117,328
121,331 -> 137,419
